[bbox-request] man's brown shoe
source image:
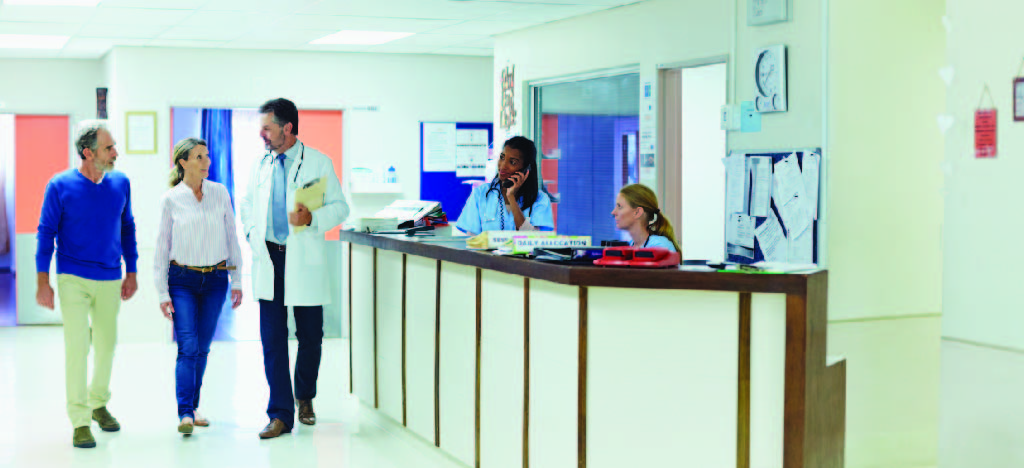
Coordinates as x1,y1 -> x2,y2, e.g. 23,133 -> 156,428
92,407 -> 120,432
258,418 -> 291,439
297,400 -> 316,426
73,426 -> 96,448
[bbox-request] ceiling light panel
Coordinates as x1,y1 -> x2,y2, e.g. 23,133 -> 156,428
310,30 -> 414,45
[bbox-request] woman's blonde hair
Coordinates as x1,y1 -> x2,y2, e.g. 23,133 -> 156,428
169,138 -> 207,187
619,184 -> 682,255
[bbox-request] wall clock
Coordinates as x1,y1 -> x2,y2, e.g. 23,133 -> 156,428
754,45 -> 787,113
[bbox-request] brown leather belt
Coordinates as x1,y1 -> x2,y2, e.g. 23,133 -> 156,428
170,260 -> 236,273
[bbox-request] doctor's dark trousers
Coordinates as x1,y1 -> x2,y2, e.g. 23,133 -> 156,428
260,241 -> 324,428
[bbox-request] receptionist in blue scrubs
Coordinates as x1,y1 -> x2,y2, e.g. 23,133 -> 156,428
456,136 -> 554,235
612,184 -> 681,253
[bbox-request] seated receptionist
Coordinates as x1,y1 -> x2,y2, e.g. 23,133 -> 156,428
611,183 -> 681,253
455,136 -> 554,236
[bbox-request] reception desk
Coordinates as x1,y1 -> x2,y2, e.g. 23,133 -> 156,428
339,231 -> 845,468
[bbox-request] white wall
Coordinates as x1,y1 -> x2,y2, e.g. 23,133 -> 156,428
940,0 -> 1024,465
100,47 -> 492,343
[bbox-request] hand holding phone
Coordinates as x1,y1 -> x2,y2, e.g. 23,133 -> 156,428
501,163 -> 532,196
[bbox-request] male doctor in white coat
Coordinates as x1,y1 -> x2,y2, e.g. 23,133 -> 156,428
240,98 -> 350,439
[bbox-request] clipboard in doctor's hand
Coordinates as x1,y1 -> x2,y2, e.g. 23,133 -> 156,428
293,177 -> 326,234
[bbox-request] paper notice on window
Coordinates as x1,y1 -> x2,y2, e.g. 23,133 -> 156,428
423,123 -> 457,172
725,153 -> 749,215
787,225 -> 814,264
802,151 -> 821,220
748,156 -> 772,217
772,154 -> 812,237
755,211 -> 788,263
727,213 -> 755,248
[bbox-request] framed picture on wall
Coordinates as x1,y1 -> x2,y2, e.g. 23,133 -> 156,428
1014,78 -> 1024,122
125,111 -> 157,154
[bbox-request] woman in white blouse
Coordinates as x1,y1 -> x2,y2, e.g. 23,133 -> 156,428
154,138 -> 243,435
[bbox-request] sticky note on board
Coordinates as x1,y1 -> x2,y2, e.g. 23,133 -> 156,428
741,101 -> 762,133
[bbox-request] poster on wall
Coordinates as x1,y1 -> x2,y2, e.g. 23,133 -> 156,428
499,64 -> 517,132
423,123 -> 457,172
125,111 -> 156,154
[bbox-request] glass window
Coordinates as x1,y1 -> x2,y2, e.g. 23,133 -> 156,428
533,73 -> 640,242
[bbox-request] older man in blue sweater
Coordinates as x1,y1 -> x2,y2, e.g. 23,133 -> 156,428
35,121 -> 139,449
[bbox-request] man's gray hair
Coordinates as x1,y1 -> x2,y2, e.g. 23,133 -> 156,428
75,120 -> 109,159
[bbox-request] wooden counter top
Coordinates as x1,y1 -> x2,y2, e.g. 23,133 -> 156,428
336,231 -> 823,295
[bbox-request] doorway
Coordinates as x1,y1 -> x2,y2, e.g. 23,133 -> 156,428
661,61 -> 728,261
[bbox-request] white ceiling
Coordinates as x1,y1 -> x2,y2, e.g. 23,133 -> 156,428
0,0 -> 643,59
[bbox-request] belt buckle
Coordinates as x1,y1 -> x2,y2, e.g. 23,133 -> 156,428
200,266 -> 213,273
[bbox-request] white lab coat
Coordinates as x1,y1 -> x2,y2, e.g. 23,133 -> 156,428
239,141 -> 350,306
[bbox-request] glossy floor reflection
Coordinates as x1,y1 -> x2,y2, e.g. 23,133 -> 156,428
0,327 -> 464,468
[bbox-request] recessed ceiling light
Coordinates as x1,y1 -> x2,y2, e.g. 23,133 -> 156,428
3,0 -> 103,5
310,30 -> 414,46
0,34 -> 70,49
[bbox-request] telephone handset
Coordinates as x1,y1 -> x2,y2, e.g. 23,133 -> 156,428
502,164 -> 532,189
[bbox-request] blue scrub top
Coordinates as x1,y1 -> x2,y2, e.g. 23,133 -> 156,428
630,234 -> 677,252
456,182 -> 554,235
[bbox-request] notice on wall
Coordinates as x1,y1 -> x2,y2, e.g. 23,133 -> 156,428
801,151 -> 821,220
423,123 -> 457,172
755,211 -> 788,263
727,213 -> 755,249
772,154 -> 812,237
725,153 -> 749,215
455,129 -> 488,178
788,226 -> 814,265
126,112 -> 156,154
748,156 -> 772,217
975,109 -> 997,159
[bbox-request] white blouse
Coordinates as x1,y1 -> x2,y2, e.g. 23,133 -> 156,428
153,180 -> 243,302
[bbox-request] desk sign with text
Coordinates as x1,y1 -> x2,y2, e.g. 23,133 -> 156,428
511,235 -> 592,254
467,230 -> 552,250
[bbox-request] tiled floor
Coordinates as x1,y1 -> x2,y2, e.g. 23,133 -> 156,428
0,327 -> 465,468
0,316 -> 943,468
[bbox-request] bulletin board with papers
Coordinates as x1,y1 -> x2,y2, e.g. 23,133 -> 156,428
724,148 -> 822,266
419,122 -> 494,223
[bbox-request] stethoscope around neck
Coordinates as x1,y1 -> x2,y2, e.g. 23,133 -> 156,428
260,141 -> 305,186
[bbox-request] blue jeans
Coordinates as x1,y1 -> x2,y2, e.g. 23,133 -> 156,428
168,264 -> 229,419
260,243 -> 323,428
